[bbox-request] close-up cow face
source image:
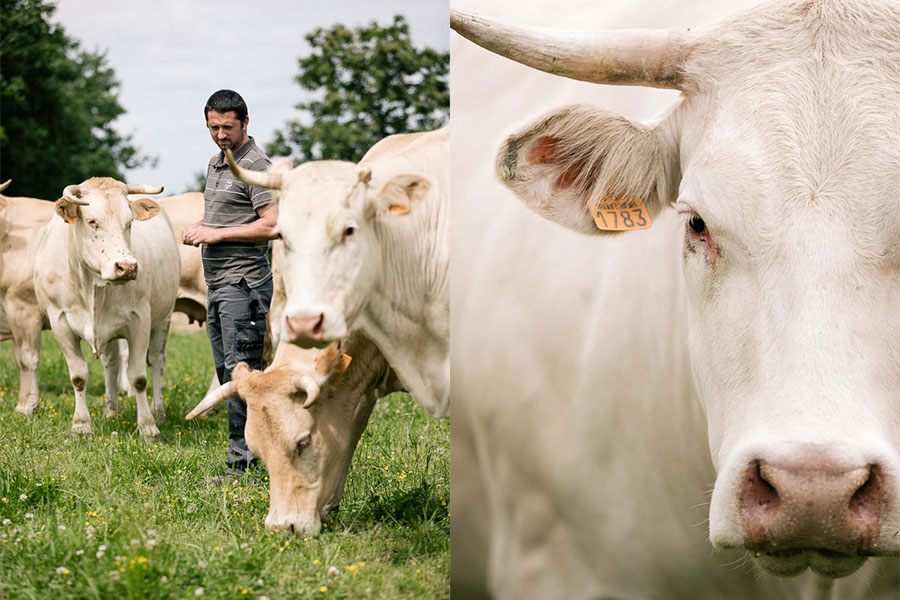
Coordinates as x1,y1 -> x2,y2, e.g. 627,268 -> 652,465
226,154 -> 430,349
53,178 -> 162,284
459,0 -> 900,579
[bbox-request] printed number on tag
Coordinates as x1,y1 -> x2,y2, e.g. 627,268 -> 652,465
592,198 -> 652,231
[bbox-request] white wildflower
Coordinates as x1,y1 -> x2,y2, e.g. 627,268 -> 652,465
2,518 -> 11,526
19,494 -> 27,501
56,566 -> 70,575
58,525 -> 67,532
327,566 -> 340,577
75,549 -> 84,556
24,513 -> 34,520
194,587 -> 204,596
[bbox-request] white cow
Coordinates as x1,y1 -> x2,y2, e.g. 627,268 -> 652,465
34,178 -> 180,439
451,0 -> 900,598
0,186 -> 55,415
225,128 -> 449,418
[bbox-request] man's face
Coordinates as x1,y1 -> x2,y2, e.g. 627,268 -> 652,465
206,110 -> 247,151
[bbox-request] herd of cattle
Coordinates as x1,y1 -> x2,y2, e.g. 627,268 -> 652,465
0,127 -> 449,537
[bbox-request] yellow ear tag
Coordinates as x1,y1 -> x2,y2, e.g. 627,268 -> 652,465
389,204 -> 410,216
340,353 -> 352,370
592,196 -> 652,231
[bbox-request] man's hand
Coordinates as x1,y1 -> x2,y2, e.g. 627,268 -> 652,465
182,223 -> 221,246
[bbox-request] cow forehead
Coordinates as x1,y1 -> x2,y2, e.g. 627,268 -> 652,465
280,161 -> 362,218
675,2 -> 900,244
77,178 -> 131,219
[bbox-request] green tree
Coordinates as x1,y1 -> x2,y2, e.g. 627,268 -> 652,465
0,0 -> 153,199
268,15 -> 449,163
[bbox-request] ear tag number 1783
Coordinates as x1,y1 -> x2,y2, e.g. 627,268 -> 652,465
592,197 -> 653,231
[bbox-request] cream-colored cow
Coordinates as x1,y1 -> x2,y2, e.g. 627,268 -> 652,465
186,331 -> 401,535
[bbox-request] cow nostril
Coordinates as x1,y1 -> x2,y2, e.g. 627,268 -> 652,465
287,523 -> 295,534
849,465 -> 885,524
312,314 -> 325,335
744,460 -> 780,512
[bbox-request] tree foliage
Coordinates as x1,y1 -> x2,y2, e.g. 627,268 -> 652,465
268,15 -> 449,163
0,0 -> 153,199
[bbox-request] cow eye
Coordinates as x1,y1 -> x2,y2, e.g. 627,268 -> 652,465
687,215 -> 707,235
342,225 -> 355,241
296,435 -> 311,455
86,218 -> 99,229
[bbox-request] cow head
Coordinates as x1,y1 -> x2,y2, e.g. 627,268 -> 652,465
454,2 -> 900,578
225,152 -> 430,348
54,178 -> 162,284
186,342 -> 365,536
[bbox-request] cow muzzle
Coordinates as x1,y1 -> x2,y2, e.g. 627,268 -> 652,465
264,512 -> 321,537
284,312 -> 330,348
738,458 -> 890,577
111,260 -> 138,282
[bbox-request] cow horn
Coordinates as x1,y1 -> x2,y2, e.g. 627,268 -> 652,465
185,381 -> 239,420
62,185 -> 89,205
226,149 -> 283,190
0,179 -> 11,193
450,10 -> 693,90
292,375 -> 321,409
125,184 -> 164,195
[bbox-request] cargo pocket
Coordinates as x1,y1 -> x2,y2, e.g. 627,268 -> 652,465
233,318 -> 267,365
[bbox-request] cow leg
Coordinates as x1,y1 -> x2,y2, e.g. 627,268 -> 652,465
116,339 -> 134,397
11,313 -> 42,416
52,321 -> 92,435
146,316 -> 171,424
125,327 -> 160,440
100,342 -> 120,418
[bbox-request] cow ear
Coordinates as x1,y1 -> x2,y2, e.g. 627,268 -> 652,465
54,198 -> 80,224
370,174 -> 431,218
495,104 -> 678,236
129,197 -> 161,221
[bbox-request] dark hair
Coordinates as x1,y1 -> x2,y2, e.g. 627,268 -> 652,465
204,89 -> 248,122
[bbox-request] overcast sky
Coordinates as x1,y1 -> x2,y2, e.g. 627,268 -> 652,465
52,0 -> 449,194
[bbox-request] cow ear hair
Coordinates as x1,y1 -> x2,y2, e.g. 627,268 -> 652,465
54,198 -> 80,224
370,174 -> 431,218
129,196 -> 161,221
495,103 -> 679,236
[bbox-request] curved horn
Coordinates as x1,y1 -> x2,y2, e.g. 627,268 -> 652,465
226,149 -> 283,190
62,185 -> 89,205
450,10 -> 693,90
292,375 -> 321,409
185,381 -> 239,420
125,184 -> 164,195
0,179 -> 11,193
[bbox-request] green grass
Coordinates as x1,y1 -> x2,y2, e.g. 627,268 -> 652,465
0,330 -> 449,599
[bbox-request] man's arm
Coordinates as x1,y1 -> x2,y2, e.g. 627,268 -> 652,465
182,204 -> 278,246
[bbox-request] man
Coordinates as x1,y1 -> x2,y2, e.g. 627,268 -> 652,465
183,89 -> 278,483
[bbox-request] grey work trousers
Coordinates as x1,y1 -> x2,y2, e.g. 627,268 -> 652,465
206,277 -> 273,471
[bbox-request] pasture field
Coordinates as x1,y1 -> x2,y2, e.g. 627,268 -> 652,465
0,330 -> 449,599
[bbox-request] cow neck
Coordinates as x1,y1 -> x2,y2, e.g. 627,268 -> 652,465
360,193 -> 446,416
65,228 -> 111,355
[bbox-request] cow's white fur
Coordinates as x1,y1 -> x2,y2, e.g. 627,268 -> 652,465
0,195 -> 54,415
274,128 -> 449,418
452,0 -> 900,597
33,178 -> 180,439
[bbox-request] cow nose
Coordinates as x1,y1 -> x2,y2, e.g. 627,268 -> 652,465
285,312 -> 326,343
740,460 -> 886,554
113,261 -> 138,280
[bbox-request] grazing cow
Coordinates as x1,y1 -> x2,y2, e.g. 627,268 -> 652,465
185,331 -> 401,535
0,185 -> 54,415
451,0 -> 900,598
225,128 -> 449,418
33,178 -> 180,439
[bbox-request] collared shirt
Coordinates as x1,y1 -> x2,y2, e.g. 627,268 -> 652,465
202,136 -> 275,288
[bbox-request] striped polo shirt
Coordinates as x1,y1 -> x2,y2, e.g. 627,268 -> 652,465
202,136 -> 275,288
